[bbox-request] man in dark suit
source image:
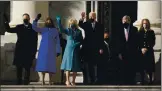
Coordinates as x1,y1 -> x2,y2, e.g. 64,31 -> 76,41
4,13 -> 38,85
97,31 -> 114,84
116,15 -> 138,85
79,12 -> 104,85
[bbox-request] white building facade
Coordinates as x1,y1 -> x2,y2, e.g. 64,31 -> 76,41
0,1 -> 161,84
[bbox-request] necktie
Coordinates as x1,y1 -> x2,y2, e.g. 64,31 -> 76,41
92,23 -> 95,29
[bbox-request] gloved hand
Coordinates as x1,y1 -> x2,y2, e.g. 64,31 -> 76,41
35,13 -> 41,21
56,16 -> 61,22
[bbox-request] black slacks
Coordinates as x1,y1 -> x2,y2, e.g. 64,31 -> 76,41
97,62 -> 118,85
118,61 -> 136,85
83,61 -> 97,85
16,65 -> 30,85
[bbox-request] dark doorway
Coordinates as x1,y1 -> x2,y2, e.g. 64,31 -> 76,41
0,1 -> 10,35
97,1 -> 137,41
111,1 -> 137,36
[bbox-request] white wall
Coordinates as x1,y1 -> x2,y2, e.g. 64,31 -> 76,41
49,1 -> 86,39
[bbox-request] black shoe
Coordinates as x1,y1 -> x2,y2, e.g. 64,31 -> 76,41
23,80 -> 30,85
148,82 -> 153,85
16,79 -> 23,85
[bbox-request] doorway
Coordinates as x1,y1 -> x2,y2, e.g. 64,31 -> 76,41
111,1 -> 137,35
97,1 -> 137,40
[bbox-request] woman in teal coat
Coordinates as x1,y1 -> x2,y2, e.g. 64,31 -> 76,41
56,16 -> 83,86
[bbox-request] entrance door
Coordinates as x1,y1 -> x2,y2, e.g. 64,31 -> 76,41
111,1 -> 137,38
97,1 -> 137,40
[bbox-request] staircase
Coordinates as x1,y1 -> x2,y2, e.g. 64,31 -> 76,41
0,84 -> 161,91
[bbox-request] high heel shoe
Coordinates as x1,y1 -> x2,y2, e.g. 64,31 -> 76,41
71,82 -> 76,86
65,81 -> 71,87
49,81 -> 53,85
42,81 -> 45,85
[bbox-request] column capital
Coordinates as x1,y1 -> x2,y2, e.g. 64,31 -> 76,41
9,1 -> 36,27
133,22 -> 161,28
133,1 -> 161,28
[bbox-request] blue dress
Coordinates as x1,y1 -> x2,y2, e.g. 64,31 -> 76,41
56,18 -> 83,72
32,20 -> 61,73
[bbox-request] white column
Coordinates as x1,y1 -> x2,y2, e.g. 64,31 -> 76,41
10,1 -> 36,26
133,1 -> 161,27
6,1 -> 49,35
95,1 -> 98,21
5,1 -> 36,35
2,1 -> 49,81
91,1 -> 94,12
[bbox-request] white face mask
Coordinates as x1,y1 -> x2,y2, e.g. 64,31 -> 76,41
143,24 -> 147,29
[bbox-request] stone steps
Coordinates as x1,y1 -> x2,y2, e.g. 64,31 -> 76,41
0,85 -> 161,91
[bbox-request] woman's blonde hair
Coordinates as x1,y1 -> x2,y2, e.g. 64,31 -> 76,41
68,18 -> 79,28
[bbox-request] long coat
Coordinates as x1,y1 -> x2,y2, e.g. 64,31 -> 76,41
97,39 -> 114,84
4,22 -> 38,67
116,24 -> 139,81
117,24 -> 138,66
32,20 -> 61,73
78,20 -> 104,64
116,24 -> 138,84
57,20 -> 83,72
100,40 -> 112,68
138,29 -> 155,72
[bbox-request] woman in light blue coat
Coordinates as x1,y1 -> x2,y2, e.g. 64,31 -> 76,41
56,16 -> 83,86
32,14 -> 61,85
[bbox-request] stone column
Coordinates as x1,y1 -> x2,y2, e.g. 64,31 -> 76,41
134,1 -> 161,27
5,1 -> 35,35
1,1 -> 49,82
133,1 -> 161,83
95,1 -> 98,21
90,1 -> 98,20
10,1 -> 36,26
5,1 -> 49,35
91,1 -> 94,12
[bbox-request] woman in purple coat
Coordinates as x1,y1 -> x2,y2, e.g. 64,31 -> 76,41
32,14 -> 61,85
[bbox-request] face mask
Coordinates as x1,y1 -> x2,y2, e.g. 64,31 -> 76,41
23,19 -> 29,24
45,23 -> 52,28
123,22 -> 129,28
104,38 -> 109,42
89,19 -> 94,22
70,24 -> 76,28
143,24 -> 147,29
104,38 -> 109,40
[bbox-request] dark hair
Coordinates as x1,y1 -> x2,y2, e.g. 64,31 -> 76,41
23,13 -> 30,18
139,18 -> 151,31
45,17 -> 55,28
